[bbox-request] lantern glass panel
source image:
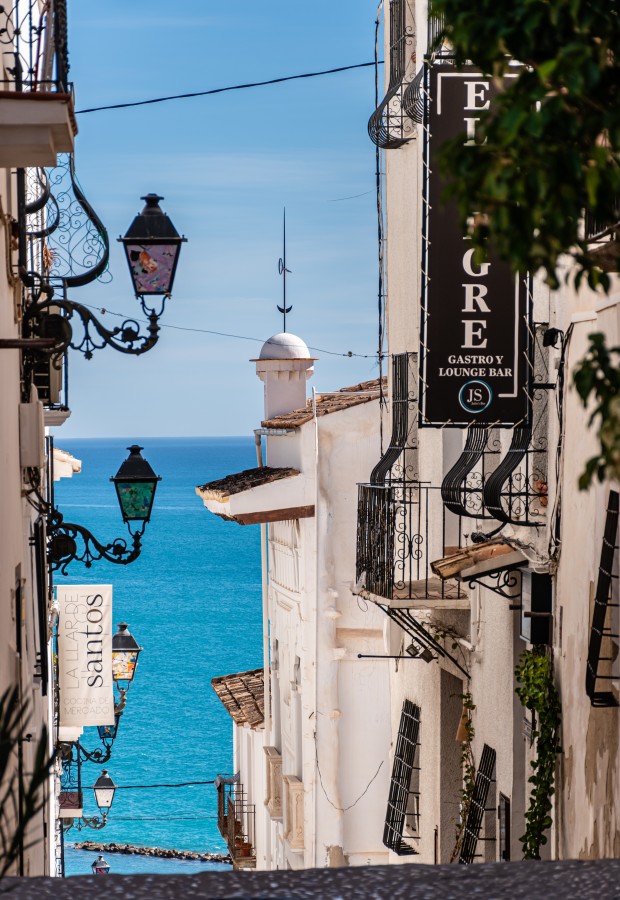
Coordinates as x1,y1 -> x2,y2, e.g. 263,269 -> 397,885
115,479 -> 156,522
124,242 -> 179,295
112,650 -> 139,683
94,785 -> 115,811
97,722 -> 116,740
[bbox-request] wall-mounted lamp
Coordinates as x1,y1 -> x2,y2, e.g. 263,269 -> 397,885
48,445 -> 161,574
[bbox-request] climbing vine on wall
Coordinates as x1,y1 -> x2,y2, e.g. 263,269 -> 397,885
450,691 -> 476,863
515,649 -> 562,859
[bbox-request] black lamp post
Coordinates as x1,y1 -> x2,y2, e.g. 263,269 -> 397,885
112,624 -> 143,690
119,194 -> 186,302
91,855 -> 111,875
47,445 -> 161,574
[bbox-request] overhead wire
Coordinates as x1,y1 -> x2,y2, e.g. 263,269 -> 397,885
75,62 -> 383,115
81,302 -> 379,360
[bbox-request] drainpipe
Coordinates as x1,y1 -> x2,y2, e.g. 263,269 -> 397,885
311,390 -> 344,866
312,388 -> 319,868
254,430 -> 271,868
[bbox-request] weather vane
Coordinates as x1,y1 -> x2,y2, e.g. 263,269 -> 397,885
277,208 -> 292,332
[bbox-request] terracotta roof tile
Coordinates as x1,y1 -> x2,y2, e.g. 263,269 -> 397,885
197,467 -> 299,499
211,668 -> 265,729
261,376 -> 386,429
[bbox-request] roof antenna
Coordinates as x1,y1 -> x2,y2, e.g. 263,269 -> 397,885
277,208 -> 292,332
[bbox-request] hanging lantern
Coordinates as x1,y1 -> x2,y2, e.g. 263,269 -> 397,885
119,194 -> 186,297
112,623 -> 142,686
91,854 -> 110,875
93,770 -> 116,815
110,445 -> 161,526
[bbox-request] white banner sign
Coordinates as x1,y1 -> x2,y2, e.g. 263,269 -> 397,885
57,585 -> 114,728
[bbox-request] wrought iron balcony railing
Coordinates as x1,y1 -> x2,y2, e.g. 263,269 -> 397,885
368,0 -> 416,148
0,0 -> 70,93
216,776 -> 256,867
357,481 -> 465,605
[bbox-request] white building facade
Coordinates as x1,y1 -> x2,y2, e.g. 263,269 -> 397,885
356,0 -> 620,867
198,334 -> 393,870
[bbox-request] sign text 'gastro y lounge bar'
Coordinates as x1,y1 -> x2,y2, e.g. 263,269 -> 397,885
420,65 -> 530,427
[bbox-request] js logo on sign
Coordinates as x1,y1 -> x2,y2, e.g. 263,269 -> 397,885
459,380 -> 492,413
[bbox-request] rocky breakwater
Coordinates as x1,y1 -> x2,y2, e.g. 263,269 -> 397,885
75,840 -> 231,864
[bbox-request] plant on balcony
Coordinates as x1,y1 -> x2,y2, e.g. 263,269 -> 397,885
0,686 -> 55,878
515,649 -> 561,859
450,691 -> 476,863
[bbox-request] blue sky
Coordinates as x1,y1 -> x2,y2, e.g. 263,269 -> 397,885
60,0 -> 383,437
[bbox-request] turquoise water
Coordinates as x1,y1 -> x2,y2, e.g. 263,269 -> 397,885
53,437 -> 262,875
64,846 -> 230,876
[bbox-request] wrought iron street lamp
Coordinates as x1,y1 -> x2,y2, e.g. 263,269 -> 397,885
112,624 -> 143,689
2,180 -> 187,362
111,445 -> 161,530
70,770 -> 117,831
78,689 -> 128,764
93,770 -> 117,815
47,445 -> 161,573
119,193 -> 186,302
91,855 -> 111,875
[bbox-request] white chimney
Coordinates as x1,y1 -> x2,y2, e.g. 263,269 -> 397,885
252,333 -> 316,420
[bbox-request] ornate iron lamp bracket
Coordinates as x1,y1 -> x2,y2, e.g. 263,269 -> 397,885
76,740 -> 113,765
63,813 -> 109,833
22,290 -> 160,360
47,509 -> 144,575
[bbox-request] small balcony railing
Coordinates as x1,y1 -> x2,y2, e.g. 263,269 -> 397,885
0,0 -> 69,93
368,0 -> 416,148
216,776 -> 256,867
357,481 -> 464,604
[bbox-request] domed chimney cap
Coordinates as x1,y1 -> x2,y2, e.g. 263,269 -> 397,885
258,332 -> 313,361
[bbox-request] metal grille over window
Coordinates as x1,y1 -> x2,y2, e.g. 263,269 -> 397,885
383,700 -> 421,855
368,0 -> 416,148
586,490 -> 620,708
458,743 -> 497,864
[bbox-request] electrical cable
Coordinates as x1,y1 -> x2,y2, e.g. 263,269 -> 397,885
75,62 -> 383,115
84,780 -> 215,790
106,816 -> 219,822
81,302 -> 378,359
315,742 -> 384,812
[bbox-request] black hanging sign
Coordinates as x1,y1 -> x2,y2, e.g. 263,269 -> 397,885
419,65 -> 530,427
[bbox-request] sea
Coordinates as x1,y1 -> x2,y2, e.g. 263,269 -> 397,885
53,437 -> 262,877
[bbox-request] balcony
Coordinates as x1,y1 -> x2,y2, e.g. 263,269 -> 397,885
368,0 -> 416,148
0,1 -> 76,167
357,481 -> 467,610
216,777 -> 256,869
